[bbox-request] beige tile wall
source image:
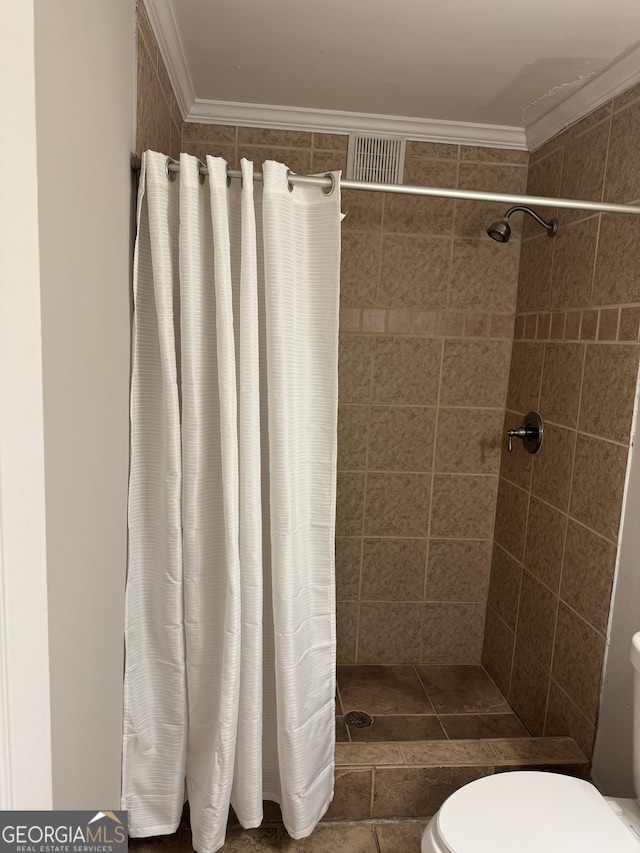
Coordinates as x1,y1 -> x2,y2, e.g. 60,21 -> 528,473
180,124 -> 527,665
483,90 -> 640,758
336,145 -> 526,666
136,1 -> 181,158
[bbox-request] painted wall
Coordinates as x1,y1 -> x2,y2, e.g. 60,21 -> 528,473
483,92 -> 640,760
34,0 -> 135,808
0,0 -> 52,809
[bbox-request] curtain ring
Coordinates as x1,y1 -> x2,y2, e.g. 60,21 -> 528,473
165,157 -> 178,181
322,172 -> 336,196
286,169 -> 294,193
226,163 -> 232,188
196,159 -> 206,184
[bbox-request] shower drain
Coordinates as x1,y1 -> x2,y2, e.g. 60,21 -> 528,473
344,710 -> 373,728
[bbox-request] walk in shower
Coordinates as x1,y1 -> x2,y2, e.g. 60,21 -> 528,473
135,6 -> 640,839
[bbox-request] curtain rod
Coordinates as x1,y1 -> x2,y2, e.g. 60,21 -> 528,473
129,155 -> 640,216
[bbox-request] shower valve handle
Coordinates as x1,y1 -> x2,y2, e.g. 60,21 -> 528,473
506,411 -> 544,455
506,427 -> 529,452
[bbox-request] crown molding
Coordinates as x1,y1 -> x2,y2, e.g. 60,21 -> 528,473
147,0 -> 640,153
188,99 -> 528,149
143,0 -> 194,118
526,43 -> 640,151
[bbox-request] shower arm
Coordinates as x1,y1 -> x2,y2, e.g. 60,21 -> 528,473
503,206 -> 558,233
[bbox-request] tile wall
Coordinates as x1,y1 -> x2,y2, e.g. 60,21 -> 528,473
178,125 -> 528,666
334,144 -> 526,666
136,1 -> 181,158
482,92 -> 640,757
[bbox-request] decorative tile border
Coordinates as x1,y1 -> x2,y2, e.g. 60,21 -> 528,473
340,308 -> 515,339
514,307 -> 640,342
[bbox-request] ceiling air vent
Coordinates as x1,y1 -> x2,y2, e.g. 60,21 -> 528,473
346,134 -> 406,184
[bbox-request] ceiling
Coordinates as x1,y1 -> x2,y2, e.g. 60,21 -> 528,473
150,0 -> 640,149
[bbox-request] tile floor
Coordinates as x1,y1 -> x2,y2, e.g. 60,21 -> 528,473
131,820 -> 425,852
336,664 -> 529,742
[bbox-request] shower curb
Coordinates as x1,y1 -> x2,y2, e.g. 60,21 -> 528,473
324,736 -> 588,820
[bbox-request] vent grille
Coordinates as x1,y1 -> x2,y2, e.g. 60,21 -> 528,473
347,134 -> 406,184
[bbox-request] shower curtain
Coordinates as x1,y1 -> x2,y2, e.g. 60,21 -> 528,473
122,151 -> 341,853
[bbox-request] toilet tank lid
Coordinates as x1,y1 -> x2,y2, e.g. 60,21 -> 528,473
434,771 -> 640,853
630,631 -> 640,673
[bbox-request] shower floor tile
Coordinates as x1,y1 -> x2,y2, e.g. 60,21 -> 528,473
337,664 -> 436,716
347,714 -> 446,742
415,664 -> 512,715
439,712 -> 529,739
336,663 -> 529,743
335,716 -> 350,741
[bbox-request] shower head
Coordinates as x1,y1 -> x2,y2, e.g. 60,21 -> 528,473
487,206 -> 558,243
487,219 -> 511,243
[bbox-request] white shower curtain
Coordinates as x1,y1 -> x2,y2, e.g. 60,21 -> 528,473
122,151 -> 341,853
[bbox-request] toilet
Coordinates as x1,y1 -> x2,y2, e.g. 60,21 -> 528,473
421,632 -> 640,852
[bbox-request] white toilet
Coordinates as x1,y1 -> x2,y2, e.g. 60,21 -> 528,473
421,632 -> 640,852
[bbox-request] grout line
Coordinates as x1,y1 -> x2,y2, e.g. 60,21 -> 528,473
614,306 -> 622,343
369,768 -> 376,821
497,470 -> 623,548
590,214 -> 604,315
375,196 -> 385,311
342,710 -> 524,718
337,400 -> 507,412
336,535 -> 492,543
515,318 -> 640,345
447,158 -> 460,305
349,419 -> 637,454
480,662 -> 515,708
487,537 -> 609,641
412,666 -> 439,720
354,321 -> 379,664
506,536 -> 526,700
612,90 -> 640,116
434,710 -> 450,741
421,338 -> 446,662
344,230 -> 454,241
486,601 -> 515,633
598,102 -> 615,210
339,598 -> 494,605
492,513 -> 611,638
549,676 -> 597,731
547,223 -> 559,317
339,468 -> 500,478
372,823 -> 382,853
